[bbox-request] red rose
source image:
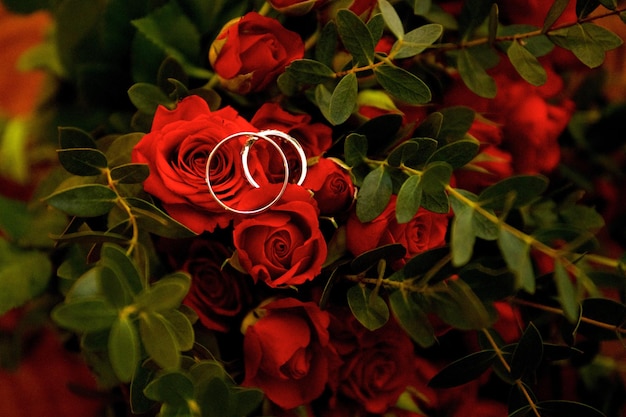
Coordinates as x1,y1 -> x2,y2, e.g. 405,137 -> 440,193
132,95 -> 267,233
269,0 -> 327,15
242,297 -> 340,409
328,309 -> 416,414
209,12 -> 304,94
233,184 -> 327,288
443,61 -> 574,175
345,196 -> 449,268
454,144 -> 513,194
303,157 -> 355,216
251,102 -> 333,159
180,239 -> 253,333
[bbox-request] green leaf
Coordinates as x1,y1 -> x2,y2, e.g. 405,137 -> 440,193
554,260 -> 580,323
400,246 -> 455,284
99,265 -> 133,309
415,113 -> 443,140
52,298 -> 118,332
420,162 -> 452,213
130,362 -> 157,414
131,1 -> 210,79
286,59 -> 336,84
458,0 -> 495,36
498,229 -> 535,293
449,191 -> 477,266
126,198 -> 197,239
232,388 -> 265,417
109,316 -> 140,383
316,22 -> 338,67
457,49 -> 497,98
431,278 -> 495,330
162,309 -> 195,352
387,140 -> 420,168
478,175 -> 548,210
45,184 -> 117,217
583,22 -> 624,51
378,0 -> 405,40
144,371 -> 194,405
100,243 -> 144,296
507,40 -> 547,86
57,148 -> 108,176
350,243 -> 407,273
344,133 -> 369,167
347,285 -> 390,330
498,25 -> 554,57
58,126 -> 97,150
549,24 -> 605,68
560,204 -> 605,231
510,323 -> 543,381
136,272 -> 191,312
128,83 -> 176,115
0,240 -> 52,315
329,73 -> 358,125
439,106 -> 476,141
315,84 -> 333,124
543,0 -> 570,32
428,350 -> 497,388
389,291 -> 436,347
197,377 -> 231,417
139,311 -> 181,369
394,24 -> 444,59
190,361 -> 227,384
396,174 -> 423,223
374,64 -> 432,104
336,9 -> 376,65
599,0 -> 618,9
413,0 -> 432,15
110,163 -> 150,184
428,139 -> 479,169
356,166 -> 393,222
487,3 -> 498,45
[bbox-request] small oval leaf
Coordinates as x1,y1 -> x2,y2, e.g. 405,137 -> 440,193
45,184 -> 117,217
347,285 -> 390,330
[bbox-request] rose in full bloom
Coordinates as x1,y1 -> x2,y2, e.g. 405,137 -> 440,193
302,157 -> 355,216
132,95 -> 268,233
328,308 -> 416,414
209,12 -> 304,94
345,196 -> 449,268
242,297 -> 340,409
232,184 -> 327,288
251,102 -> 333,159
179,239 -> 253,333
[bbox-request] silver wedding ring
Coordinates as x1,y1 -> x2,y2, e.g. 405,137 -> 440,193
205,130 -> 307,215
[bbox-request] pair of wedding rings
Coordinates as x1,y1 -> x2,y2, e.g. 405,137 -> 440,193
205,129 -> 307,214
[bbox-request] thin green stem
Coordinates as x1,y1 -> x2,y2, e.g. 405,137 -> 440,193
431,6 -> 626,53
105,168 -> 139,255
514,298 -> 626,335
481,329 -> 541,417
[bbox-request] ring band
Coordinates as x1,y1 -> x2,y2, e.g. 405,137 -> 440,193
206,131 -> 290,215
241,129 -> 307,188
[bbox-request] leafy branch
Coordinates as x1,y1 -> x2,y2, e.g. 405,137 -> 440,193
432,4 -> 626,52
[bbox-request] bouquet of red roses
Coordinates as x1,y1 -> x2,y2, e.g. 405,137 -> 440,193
2,0 -> 626,416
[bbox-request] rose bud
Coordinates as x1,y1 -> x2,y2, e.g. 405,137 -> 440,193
209,12 -> 304,95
